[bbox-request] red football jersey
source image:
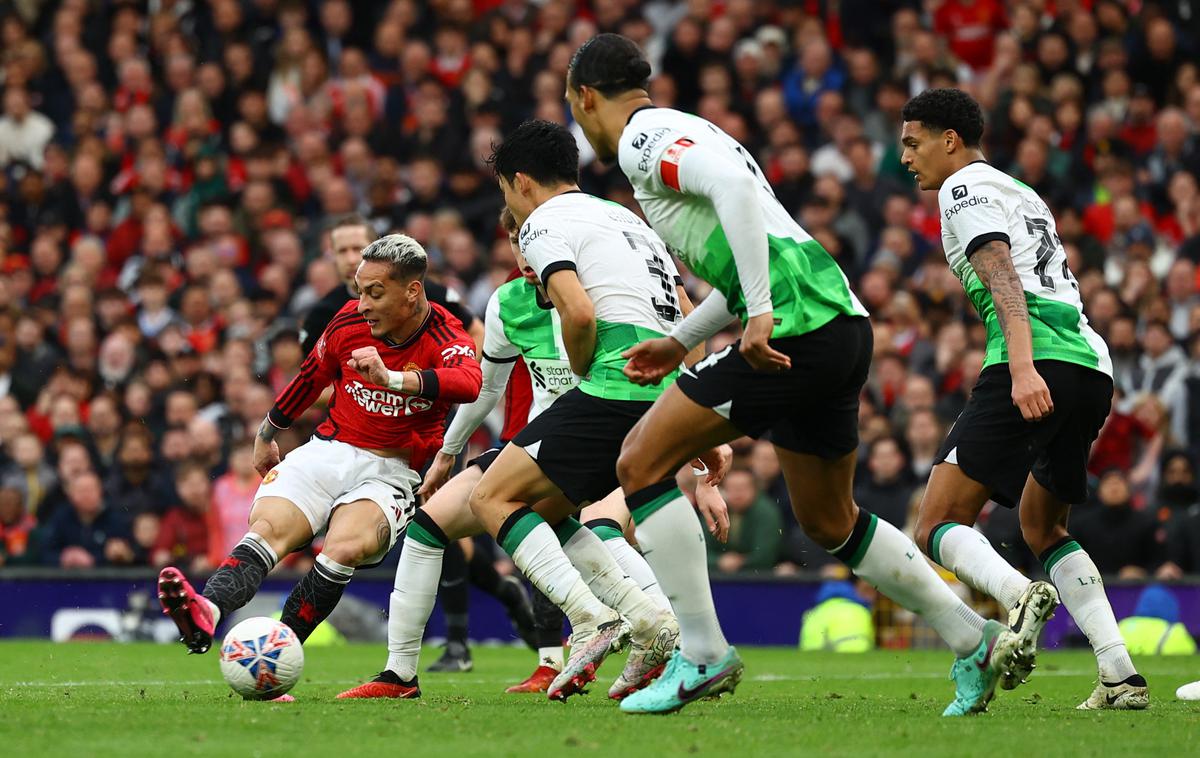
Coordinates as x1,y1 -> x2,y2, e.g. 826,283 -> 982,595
268,300 -> 482,469
499,357 -> 534,443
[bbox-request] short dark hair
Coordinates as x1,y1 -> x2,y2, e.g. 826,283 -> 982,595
568,33 -> 652,96
489,119 -> 579,186
901,88 -> 985,148
329,213 -> 377,240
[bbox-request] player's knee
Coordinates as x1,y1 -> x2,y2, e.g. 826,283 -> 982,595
467,482 -> 491,517
320,535 -> 372,567
1020,521 -> 1065,558
797,505 -> 855,550
913,520 -> 937,557
615,446 -> 651,492
247,517 -> 294,556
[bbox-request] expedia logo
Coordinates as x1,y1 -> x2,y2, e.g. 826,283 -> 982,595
520,226 -> 549,245
952,185 -> 968,200
944,195 -> 989,219
344,380 -> 433,417
637,128 -> 671,172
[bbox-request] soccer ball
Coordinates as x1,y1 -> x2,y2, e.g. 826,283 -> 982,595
219,617 -> 304,700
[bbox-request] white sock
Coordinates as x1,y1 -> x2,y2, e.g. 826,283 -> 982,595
1046,543 -> 1137,682
602,536 -> 673,613
560,522 -> 662,635
501,514 -> 610,628
836,511 -> 985,657
931,523 -> 1030,609
537,646 -> 564,671
633,492 -> 728,664
386,539 -> 443,681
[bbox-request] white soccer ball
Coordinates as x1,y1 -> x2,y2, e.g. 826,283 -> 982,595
219,617 -> 304,700
1178,680 -> 1200,701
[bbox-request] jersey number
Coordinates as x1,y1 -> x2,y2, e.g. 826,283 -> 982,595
707,123 -> 775,197
623,231 -> 680,322
1023,216 -> 1076,291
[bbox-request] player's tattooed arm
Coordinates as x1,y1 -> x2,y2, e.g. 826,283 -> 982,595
969,240 -> 1033,366
257,417 -> 277,442
969,240 -> 1054,420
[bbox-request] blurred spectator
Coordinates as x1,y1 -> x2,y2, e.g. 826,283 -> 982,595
104,427 -> 176,518
854,436 -> 915,529
0,87 -> 55,168
905,409 -> 944,482
41,470 -> 134,568
707,467 -> 782,575
0,0 -> 1194,577
0,485 -> 36,565
1071,470 -> 1162,577
152,463 -> 212,572
209,439 -> 260,564
0,432 -> 55,517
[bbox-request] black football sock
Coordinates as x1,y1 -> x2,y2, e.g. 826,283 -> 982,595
439,540 -> 470,645
467,541 -> 504,596
202,533 -> 279,619
281,553 -> 354,642
531,586 -> 565,649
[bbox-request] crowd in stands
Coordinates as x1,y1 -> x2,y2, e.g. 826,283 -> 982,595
1,0 -> 1199,579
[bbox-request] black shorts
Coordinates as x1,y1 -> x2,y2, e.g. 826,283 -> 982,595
934,360 -> 1113,507
510,388 -> 651,507
676,315 -> 872,458
466,447 -> 502,473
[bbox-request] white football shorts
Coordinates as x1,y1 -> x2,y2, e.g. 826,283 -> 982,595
255,438 -> 419,565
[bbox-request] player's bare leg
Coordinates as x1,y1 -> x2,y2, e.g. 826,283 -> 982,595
339,466 -> 574,699
159,496 -> 311,653
470,445 -> 665,700
778,448 -> 991,651
617,386 -> 745,713
1018,476 -> 1147,709
775,447 -> 1021,715
341,467 -> 486,699
914,463 -> 1054,689
279,498 -> 386,642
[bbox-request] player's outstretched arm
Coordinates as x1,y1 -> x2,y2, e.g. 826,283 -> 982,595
969,240 -> 1053,421
421,357 -> 516,497
622,284 -> 735,385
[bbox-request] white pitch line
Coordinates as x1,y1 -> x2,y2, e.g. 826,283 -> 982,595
750,669 -> 1096,682
6,670 -> 1100,688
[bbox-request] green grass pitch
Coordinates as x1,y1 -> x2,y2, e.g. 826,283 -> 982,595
0,642 -> 1195,756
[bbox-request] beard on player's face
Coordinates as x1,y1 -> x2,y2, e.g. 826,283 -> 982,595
358,274 -> 421,340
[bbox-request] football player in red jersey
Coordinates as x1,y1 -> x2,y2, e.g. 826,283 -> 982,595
157,235 -> 482,696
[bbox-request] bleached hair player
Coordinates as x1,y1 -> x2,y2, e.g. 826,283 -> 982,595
157,233 -> 483,694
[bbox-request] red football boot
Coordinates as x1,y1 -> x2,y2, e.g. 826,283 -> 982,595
157,567 -> 217,654
505,665 -> 560,694
336,671 -> 421,699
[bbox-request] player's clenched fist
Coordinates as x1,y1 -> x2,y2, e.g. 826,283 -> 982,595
1011,365 -> 1054,421
347,346 -> 389,386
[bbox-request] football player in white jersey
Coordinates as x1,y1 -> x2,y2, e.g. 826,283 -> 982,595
901,88 -> 1147,710
337,209 -> 727,702
566,34 -> 1025,716
467,119 -> 735,702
